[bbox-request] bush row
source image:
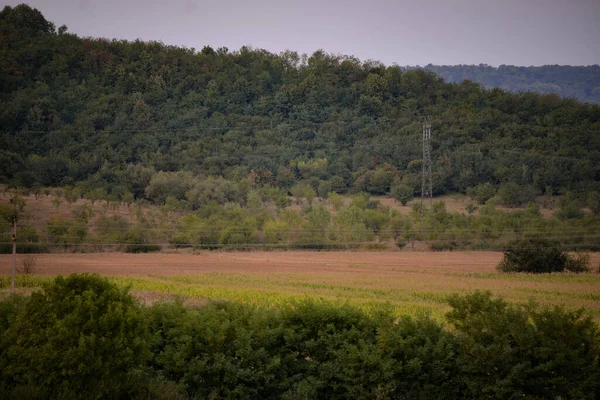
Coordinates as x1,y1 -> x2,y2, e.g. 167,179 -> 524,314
0,275 -> 599,399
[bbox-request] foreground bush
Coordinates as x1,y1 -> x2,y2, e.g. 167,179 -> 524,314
497,238 -> 590,273
1,275 -> 599,399
0,274 -> 150,398
146,300 -> 462,399
447,291 -> 600,399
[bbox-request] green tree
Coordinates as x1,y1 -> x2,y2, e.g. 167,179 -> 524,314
328,192 -> 345,211
0,274 -> 150,398
497,238 -> 567,273
291,182 -> 316,205
390,183 -> 413,206
447,291 -> 600,399
497,183 -> 536,207
85,187 -> 107,206
586,191 -> 600,215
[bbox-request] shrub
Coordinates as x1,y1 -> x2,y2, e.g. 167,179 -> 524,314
497,238 -> 591,273
390,183 -> 413,206
0,274 -> 150,398
447,291 -> 600,399
565,251 -> 591,273
123,229 -> 161,253
395,239 -> 407,249
498,182 -> 536,207
361,243 -> 387,250
17,255 -> 37,275
554,201 -> 585,220
497,238 -> 567,273
378,315 -> 462,398
467,183 -> 496,205
429,241 -> 459,251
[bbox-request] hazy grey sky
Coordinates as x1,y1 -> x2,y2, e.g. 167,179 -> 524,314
3,0 -> 599,66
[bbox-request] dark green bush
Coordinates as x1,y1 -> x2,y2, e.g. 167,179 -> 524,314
447,291 -> 600,399
498,238 -> 592,273
123,229 -> 161,253
497,238 -> 567,273
374,315 -> 463,399
429,240 -> 460,251
144,299 -> 465,399
0,274 -> 150,398
467,183 -> 496,205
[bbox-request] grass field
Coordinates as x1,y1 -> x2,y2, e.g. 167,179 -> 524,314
1,251 -> 600,321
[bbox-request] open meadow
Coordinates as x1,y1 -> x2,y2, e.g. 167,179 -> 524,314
2,251 -> 599,321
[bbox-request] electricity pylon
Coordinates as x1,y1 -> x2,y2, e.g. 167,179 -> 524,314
420,116 -> 432,220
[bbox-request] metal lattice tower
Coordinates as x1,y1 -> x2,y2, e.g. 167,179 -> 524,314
420,116 -> 433,220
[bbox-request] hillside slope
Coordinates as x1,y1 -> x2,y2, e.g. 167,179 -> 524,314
1,4 -> 599,203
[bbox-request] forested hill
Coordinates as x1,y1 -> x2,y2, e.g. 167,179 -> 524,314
1,4 -> 600,203
423,64 -> 600,104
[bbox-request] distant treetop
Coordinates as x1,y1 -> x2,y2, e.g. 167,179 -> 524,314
421,64 -> 600,104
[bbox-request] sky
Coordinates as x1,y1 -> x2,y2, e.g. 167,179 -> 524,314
2,0 -> 600,66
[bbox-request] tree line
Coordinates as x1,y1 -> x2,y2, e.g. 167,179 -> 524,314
2,186 -> 599,253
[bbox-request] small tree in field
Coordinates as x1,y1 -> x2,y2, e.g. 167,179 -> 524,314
390,183 -> 413,206
497,238 -> 589,273
497,238 -> 565,273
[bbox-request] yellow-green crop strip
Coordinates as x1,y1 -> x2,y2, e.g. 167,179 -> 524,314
2,270 -> 599,321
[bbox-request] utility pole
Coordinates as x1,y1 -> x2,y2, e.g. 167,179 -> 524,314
420,116 -> 433,220
11,208 -> 17,295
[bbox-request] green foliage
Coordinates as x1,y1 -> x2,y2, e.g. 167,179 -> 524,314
84,187 -> 107,206
565,252 -> 591,273
145,171 -> 195,204
8,193 -> 25,213
123,228 -> 161,253
290,182 -> 316,205
390,183 -> 413,205
145,299 -> 462,399
327,192 -> 345,211
447,291 -> 600,399
587,191 -> 600,215
185,176 -> 248,209
467,183 -> 496,205
497,183 -> 536,207
465,203 -> 478,214
555,200 -> 585,220
46,213 -> 87,249
497,238 -> 567,273
1,4 -> 599,199
0,274 -> 150,398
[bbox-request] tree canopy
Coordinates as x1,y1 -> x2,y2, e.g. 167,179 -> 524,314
1,4 -> 599,200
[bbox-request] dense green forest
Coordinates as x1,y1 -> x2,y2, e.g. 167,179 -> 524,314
1,274 -> 599,399
424,64 -> 600,104
1,4 -> 600,203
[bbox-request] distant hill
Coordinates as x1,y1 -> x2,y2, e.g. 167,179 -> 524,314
423,64 -> 600,104
1,4 -> 600,203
